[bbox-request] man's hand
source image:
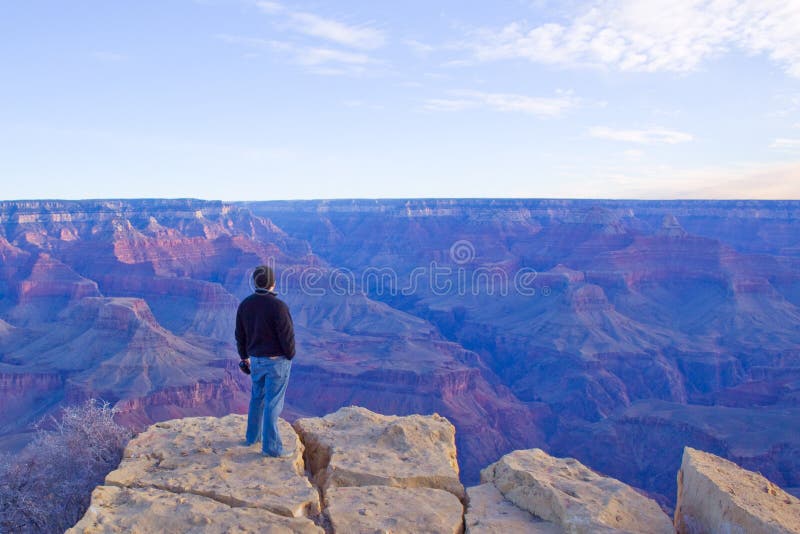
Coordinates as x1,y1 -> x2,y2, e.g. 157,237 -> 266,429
238,359 -> 251,375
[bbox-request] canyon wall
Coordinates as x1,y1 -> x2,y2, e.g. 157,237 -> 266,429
1,198 -> 799,505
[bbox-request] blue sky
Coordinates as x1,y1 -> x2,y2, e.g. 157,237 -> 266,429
1,0 -> 799,200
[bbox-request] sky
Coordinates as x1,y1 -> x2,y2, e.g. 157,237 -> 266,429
1,0 -> 800,200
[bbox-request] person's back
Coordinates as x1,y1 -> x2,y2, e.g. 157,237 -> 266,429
235,265 -> 296,457
236,290 -> 295,361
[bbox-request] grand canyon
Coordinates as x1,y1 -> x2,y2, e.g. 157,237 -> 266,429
1,198 -> 798,509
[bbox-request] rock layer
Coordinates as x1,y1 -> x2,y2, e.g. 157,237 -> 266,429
480,448 -> 674,534
294,406 -> 467,532
66,485 -> 322,534
96,414 -> 320,529
465,483 -> 560,533
69,407 -> 800,534
675,447 -> 800,534
293,405 -> 465,499
325,485 -> 464,534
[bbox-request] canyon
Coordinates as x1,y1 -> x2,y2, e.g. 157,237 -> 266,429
1,198 -> 799,507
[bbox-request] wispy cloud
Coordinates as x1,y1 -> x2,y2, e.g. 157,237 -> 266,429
216,34 -> 280,50
254,1 -> 282,14
771,138 -> 800,150
589,126 -> 693,144
424,90 -> 579,117
289,12 -> 384,49
770,93 -> 800,117
405,39 -> 435,56
623,149 -> 645,161
254,1 -> 385,50
424,97 -> 476,112
224,1 -> 386,75
460,1 -> 800,77
297,47 -> 371,66
216,34 -> 377,75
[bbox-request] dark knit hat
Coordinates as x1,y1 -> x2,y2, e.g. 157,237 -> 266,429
253,265 -> 275,289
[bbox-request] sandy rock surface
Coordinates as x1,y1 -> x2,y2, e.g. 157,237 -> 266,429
465,483 -> 561,533
66,485 -> 322,534
69,414 -> 322,534
104,415 -> 319,518
481,448 -> 673,534
293,405 -> 465,499
325,485 -> 464,534
675,447 -> 800,534
67,408 -> 800,534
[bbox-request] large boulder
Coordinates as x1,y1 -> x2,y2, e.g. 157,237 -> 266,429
294,406 -> 466,532
66,485 -> 322,534
480,448 -> 673,534
293,405 -> 465,500
104,415 -> 319,517
675,447 -> 800,534
70,414 -> 321,533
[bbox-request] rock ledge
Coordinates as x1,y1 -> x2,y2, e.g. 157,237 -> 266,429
69,407 -> 800,534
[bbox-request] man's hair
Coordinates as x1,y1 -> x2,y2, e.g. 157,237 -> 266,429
253,265 -> 275,289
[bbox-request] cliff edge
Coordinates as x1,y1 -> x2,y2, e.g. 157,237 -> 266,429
68,406 -> 799,533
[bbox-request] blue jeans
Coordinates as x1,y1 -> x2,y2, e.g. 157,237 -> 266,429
245,356 -> 292,455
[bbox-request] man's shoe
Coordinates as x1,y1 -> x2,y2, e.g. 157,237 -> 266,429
264,449 -> 294,458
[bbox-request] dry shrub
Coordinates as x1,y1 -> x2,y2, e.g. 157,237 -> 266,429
0,399 -> 132,533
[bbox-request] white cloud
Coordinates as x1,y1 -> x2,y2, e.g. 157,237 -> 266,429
462,0 -> 800,77
290,12 -> 384,49
216,34 -> 376,75
589,126 -> 693,144
229,2 -> 385,75
405,39 -> 435,55
216,33 -> 281,50
424,90 -> 579,117
255,1 -> 385,50
770,92 -> 800,117
254,1 -> 283,14
623,149 -> 645,160
297,47 -> 371,66
424,98 -> 477,112
771,138 -> 800,150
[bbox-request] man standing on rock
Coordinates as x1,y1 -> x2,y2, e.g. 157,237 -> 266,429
235,265 -> 296,457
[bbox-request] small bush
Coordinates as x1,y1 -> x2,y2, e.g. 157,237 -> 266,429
0,399 -> 132,533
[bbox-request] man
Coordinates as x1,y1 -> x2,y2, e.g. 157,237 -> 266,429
235,265 -> 296,457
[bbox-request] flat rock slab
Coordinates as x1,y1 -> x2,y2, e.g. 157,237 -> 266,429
294,406 -> 465,499
481,448 -> 673,534
104,415 -> 320,518
325,485 -> 464,534
67,485 -> 322,534
676,447 -> 800,534
466,483 -> 562,534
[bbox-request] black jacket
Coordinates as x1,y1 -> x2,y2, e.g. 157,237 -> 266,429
235,290 -> 296,360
